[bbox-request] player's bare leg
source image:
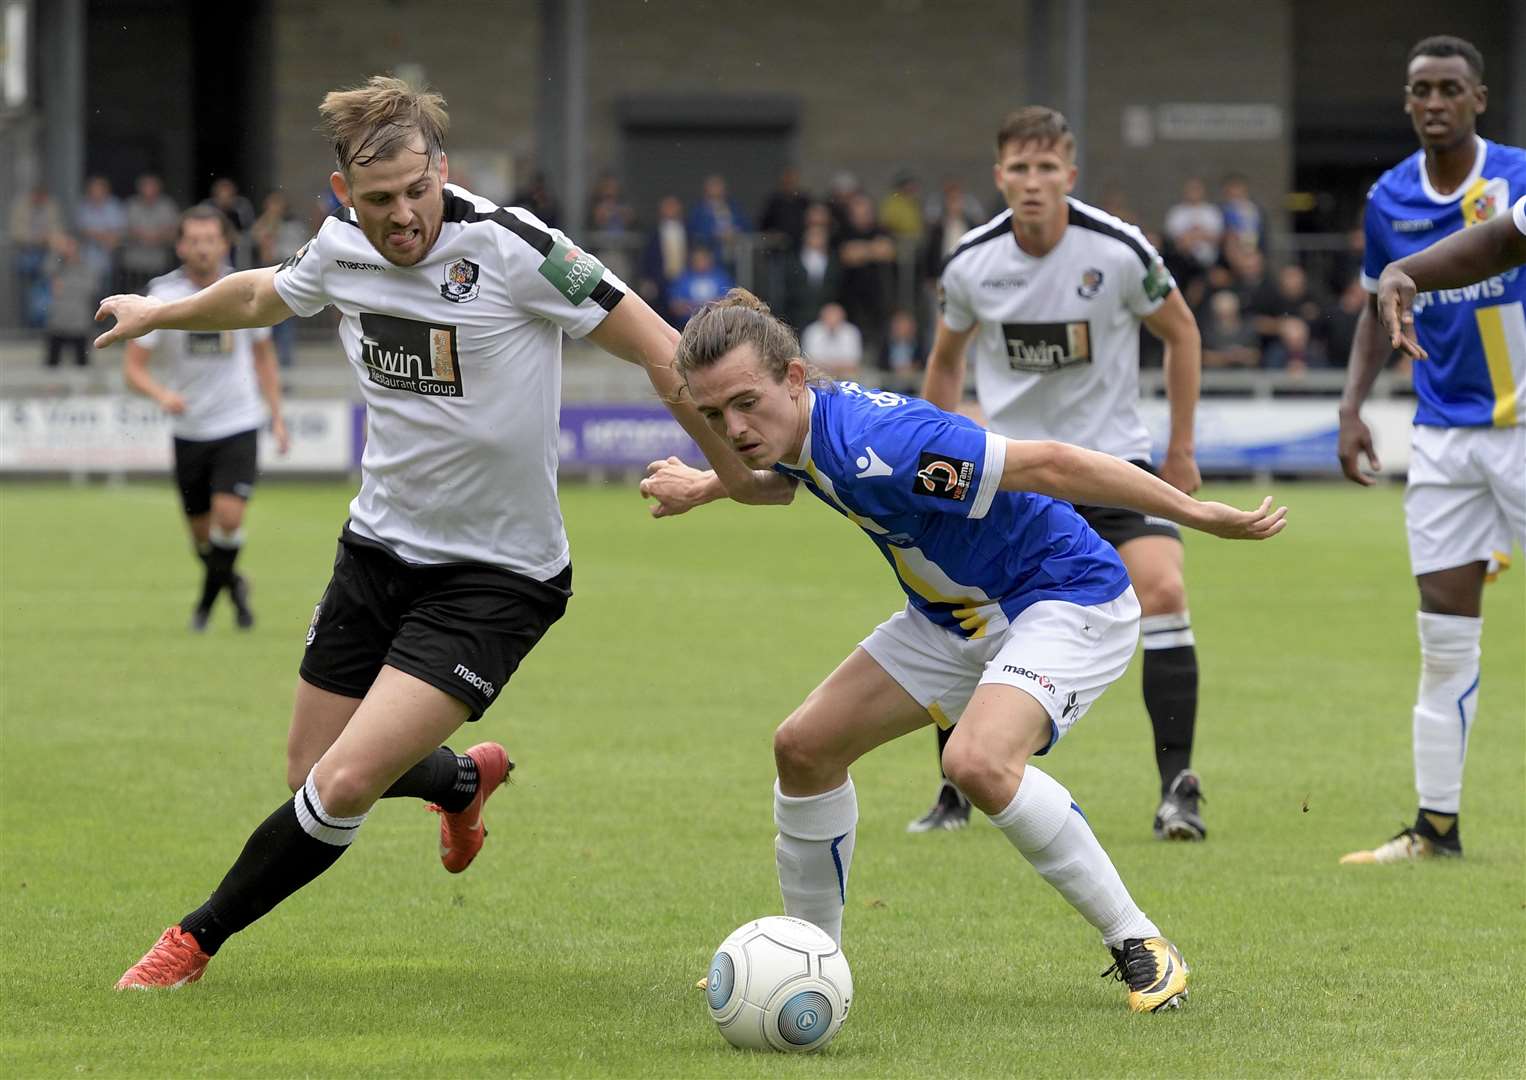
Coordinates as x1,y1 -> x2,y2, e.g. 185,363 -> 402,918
286,677 -> 364,791
1118,535 -> 1204,840
1343,561 -> 1485,865
943,682 -> 1187,1012
118,668 -> 479,989
772,648 -> 930,944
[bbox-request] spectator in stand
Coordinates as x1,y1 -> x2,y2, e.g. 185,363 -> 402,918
638,194 -> 688,322
837,192 -> 896,357
1198,290 -> 1261,369
688,174 -> 749,264
204,178 -> 257,268
1225,239 -> 1271,316
511,169 -> 560,227
1219,173 -> 1266,255
251,191 -> 310,369
43,234 -> 96,368
1163,177 -> 1224,272
1261,315 -> 1326,376
782,221 -> 842,332
882,308 -> 921,376
1249,263 -> 1325,347
122,173 -> 180,288
666,246 -> 734,327
586,172 -> 637,284
800,301 -> 863,378
758,166 -> 811,248
922,177 -> 985,281
879,171 -> 924,240
827,171 -> 862,236
76,176 -> 127,296
1320,277 -> 1368,370
9,183 -> 63,327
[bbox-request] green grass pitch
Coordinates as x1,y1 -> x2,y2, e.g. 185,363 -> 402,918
1,479 -> 1522,1077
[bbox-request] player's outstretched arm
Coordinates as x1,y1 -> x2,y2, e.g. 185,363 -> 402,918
1377,212 -> 1526,359
999,439 -> 1286,540
640,457 -> 796,518
94,267 -> 293,350
586,295 -> 787,506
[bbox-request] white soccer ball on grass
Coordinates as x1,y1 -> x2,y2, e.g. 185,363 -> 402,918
704,916 -> 852,1053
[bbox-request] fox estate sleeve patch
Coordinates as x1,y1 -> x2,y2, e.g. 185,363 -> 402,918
1142,255 -> 1174,302
538,239 -> 607,305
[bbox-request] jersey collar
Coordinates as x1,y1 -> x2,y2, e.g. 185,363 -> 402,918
778,388 -> 817,471
1418,135 -> 1486,205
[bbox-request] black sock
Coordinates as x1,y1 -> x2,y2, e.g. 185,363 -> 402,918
935,725 -> 953,779
1416,808 -> 1460,845
1143,644 -> 1198,792
207,540 -> 241,603
381,746 -> 478,812
195,543 -> 219,612
179,793 -> 357,956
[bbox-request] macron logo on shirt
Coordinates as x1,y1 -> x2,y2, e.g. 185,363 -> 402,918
854,447 -> 894,479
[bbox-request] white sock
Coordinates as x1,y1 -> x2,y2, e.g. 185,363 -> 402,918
1413,612 -> 1482,815
774,778 -> 857,946
990,765 -> 1158,947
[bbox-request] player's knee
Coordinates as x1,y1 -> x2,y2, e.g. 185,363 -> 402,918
773,715 -> 831,787
1135,573 -> 1187,616
941,738 -> 1020,809
311,761 -> 383,818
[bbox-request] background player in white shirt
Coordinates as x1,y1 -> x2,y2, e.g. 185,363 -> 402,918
122,206 -> 288,631
919,107 -> 1209,840
97,76 -> 770,990
1338,37 -> 1526,866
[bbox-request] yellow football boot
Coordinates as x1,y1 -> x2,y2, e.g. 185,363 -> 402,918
1102,937 -> 1189,1013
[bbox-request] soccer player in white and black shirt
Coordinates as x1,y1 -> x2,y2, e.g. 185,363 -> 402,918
917,107 -> 1209,840
123,206 -> 289,631
99,76 -> 775,990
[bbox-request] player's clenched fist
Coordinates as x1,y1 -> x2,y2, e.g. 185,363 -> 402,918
640,456 -> 717,518
94,294 -> 164,350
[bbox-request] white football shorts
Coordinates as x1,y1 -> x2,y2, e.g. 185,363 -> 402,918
858,587 -> 1141,753
1405,425 -> 1526,577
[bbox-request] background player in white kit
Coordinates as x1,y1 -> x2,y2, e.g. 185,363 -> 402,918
96,76 -> 771,990
123,206 -> 289,631
918,107 -> 1209,840
1337,37 -> 1526,866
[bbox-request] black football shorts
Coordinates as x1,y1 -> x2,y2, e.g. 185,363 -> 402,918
1072,459 -> 1184,547
172,428 -> 259,517
298,526 -> 573,720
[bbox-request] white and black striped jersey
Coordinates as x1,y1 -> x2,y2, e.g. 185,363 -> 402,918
140,269 -> 271,442
939,198 -> 1176,461
273,184 -> 626,579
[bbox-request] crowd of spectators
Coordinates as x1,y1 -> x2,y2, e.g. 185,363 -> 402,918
10,163 -> 1381,381
1158,173 -> 1376,377
7,173 -> 314,368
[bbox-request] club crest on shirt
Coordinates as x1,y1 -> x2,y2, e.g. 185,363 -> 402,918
441,257 -> 481,303
913,452 -> 974,502
1461,178 -> 1509,229
1077,267 -> 1105,299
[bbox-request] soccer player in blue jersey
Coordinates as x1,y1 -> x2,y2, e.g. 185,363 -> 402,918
1336,36 -> 1526,866
641,290 -> 1285,1012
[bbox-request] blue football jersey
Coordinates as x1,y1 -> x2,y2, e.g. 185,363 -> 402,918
1363,136 -> 1526,428
773,383 -> 1130,639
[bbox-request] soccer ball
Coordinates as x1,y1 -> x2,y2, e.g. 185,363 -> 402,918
704,916 -> 852,1053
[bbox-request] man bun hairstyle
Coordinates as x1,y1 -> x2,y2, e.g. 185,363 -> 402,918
1407,35 -> 1484,82
318,75 -> 449,173
995,106 -> 1075,159
675,289 -> 831,386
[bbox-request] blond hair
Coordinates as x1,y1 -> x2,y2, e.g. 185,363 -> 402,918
317,75 -> 449,173
675,289 -> 833,387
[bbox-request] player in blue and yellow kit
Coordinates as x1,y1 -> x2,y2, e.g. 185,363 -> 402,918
1337,36 -> 1526,866
641,289 -> 1285,1012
